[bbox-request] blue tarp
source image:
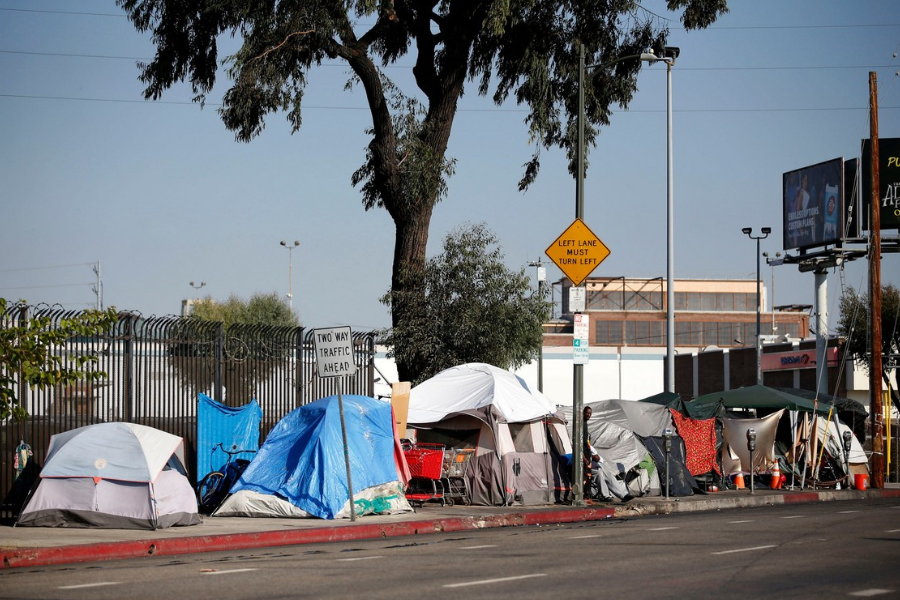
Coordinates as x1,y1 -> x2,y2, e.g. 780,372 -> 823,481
230,394 -> 397,520
197,394 -> 262,481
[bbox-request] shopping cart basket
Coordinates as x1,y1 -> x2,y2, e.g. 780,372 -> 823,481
442,449 -> 474,505
404,443 -> 446,506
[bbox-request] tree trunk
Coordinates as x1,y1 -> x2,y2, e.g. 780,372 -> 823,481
391,204 -> 434,382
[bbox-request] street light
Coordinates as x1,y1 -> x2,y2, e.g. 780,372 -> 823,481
189,281 -> 206,292
742,226 -> 771,384
572,44 -> 658,506
763,251 -> 783,337
640,47 -> 679,393
280,240 -> 300,313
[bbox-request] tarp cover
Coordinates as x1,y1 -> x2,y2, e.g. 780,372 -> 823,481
722,410 -> 785,473
197,393 -> 261,481
227,394 -> 405,520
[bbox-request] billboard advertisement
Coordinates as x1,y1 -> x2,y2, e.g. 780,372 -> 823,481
861,137 -> 900,230
783,158 -> 844,251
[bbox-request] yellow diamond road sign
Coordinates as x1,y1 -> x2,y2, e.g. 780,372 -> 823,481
545,218 -> 610,286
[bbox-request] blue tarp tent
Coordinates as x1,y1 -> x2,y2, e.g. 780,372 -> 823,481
196,393 -> 262,482
215,394 -> 410,520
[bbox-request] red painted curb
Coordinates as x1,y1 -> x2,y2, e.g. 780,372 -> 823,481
1,507 -> 615,570
781,492 -> 821,504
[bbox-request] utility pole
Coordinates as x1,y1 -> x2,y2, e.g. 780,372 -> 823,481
528,259 -> 547,393
868,71 -> 885,488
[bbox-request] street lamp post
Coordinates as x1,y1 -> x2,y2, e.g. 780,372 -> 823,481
640,47 -> 679,393
571,44 -> 663,505
280,240 -> 300,313
763,251 -> 783,336
742,227 -> 771,384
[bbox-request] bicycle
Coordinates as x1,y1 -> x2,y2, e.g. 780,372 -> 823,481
196,443 -> 257,514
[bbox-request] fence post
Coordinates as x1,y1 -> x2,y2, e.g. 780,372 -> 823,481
123,313 -> 134,422
214,321 -> 224,403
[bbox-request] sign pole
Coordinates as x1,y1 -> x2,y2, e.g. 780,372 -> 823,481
312,326 -> 359,520
337,378 -> 357,522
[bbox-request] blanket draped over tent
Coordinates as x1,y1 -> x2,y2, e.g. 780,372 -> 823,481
197,393 -> 261,482
215,394 -> 411,520
669,410 -> 720,476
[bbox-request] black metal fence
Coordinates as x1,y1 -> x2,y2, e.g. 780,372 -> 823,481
1,306 -> 378,516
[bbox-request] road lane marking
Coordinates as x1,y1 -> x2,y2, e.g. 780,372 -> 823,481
849,589 -> 894,597
647,526 -> 679,531
729,520 -> 755,523
838,510 -> 860,514
58,582 -> 122,589
712,545 -> 777,556
781,515 -> 805,519
444,574 -> 546,588
337,556 -> 382,562
886,529 -> 900,533
201,568 -> 258,575
460,545 -> 498,549
569,534 -> 603,539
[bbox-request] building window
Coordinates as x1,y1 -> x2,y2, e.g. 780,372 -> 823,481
596,320 -> 624,345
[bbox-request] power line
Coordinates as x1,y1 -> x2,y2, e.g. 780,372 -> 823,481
3,49 -> 896,73
0,282 -> 94,291
3,7 -> 899,30
1,93 -> 896,114
0,262 -> 97,274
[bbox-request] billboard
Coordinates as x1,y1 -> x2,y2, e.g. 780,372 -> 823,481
782,157 -> 843,251
861,137 -> 900,230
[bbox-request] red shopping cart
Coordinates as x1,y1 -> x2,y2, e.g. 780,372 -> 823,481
404,443 -> 447,506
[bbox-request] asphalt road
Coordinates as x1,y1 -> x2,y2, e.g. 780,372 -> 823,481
2,499 -> 898,600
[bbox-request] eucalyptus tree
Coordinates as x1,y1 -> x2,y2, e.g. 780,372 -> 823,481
118,0 -> 727,381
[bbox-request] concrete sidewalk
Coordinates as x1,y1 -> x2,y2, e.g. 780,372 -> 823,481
3,486 -> 899,569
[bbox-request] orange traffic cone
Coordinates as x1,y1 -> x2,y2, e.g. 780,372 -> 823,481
733,472 -> 745,489
770,464 -> 781,489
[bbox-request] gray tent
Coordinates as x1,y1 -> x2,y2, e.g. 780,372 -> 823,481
562,399 -> 697,497
16,422 -> 200,530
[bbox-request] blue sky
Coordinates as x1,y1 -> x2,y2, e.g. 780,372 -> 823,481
1,1 -> 899,334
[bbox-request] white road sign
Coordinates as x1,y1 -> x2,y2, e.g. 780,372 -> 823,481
312,326 -> 357,378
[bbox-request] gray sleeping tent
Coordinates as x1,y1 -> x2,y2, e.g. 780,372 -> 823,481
16,422 -> 200,530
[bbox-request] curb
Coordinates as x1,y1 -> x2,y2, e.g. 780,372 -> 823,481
1,507 -> 615,570
612,487 -> 900,518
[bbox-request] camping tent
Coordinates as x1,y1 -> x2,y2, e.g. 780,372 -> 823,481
214,394 -> 411,520
407,363 -> 572,506
563,400 -> 701,497
16,422 -> 200,530
690,385 -> 833,418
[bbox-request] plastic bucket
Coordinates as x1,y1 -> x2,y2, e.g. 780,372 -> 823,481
854,473 -> 868,490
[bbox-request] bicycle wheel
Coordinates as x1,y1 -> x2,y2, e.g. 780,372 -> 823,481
197,471 -> 225,513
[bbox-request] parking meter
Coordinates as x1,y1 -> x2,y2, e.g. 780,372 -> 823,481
663,428 -> 673,499
842,430 -> 853,481
746,428 -> 756,494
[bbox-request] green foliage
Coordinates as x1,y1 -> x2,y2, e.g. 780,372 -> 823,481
0,299 -> 118,422
191,292 -> 299,329
837,284 -> 900,386
381,223 -> 550,385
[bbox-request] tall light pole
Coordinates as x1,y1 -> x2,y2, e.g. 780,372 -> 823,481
189,281 -> 206,293
572,44 -> 658,505
742,227 -> 771,384
641,47 -> 679,393
763,251 -> 783,336
528,259 -> 547,393
280,240 -> 300,312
